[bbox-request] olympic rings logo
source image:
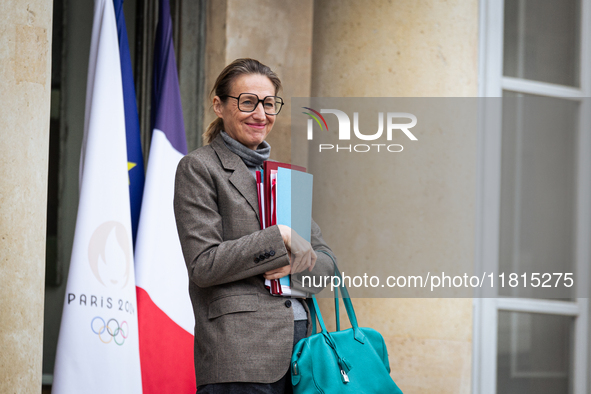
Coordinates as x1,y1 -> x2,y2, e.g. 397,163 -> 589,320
91,317 -> 128,346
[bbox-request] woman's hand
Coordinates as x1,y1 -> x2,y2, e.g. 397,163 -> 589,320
263,265 -> 291,280
276,224 -> 317,274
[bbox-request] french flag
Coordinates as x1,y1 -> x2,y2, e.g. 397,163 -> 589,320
134,0 -> 195,392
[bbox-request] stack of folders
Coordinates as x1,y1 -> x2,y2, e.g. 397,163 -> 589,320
256,161 -> 313,297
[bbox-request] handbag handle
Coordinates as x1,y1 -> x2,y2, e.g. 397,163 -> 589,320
334,280 -> 340,331
305,294 -> 358,379
309,295 -> 353,379
310,251 -> 365,344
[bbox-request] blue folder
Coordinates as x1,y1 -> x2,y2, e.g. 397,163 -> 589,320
276,167 -> 314,288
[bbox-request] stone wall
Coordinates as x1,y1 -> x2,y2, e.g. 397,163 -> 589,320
310,1 -> 478,392
0,0 -> 53,392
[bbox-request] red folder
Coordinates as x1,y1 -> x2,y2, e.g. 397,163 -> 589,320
262,161 -> 306,229
256,170 -> 264,230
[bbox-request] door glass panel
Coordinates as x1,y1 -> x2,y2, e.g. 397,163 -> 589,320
497,311 -> 573,394
499,92 -> 578,299
503,0 -> 580,87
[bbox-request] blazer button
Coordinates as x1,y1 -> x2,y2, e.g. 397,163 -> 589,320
259,254 -> 265,261
269,250 -> 275,256
285,300 -> 292,308
264,252 -> 270,258
254,257 -> 260,263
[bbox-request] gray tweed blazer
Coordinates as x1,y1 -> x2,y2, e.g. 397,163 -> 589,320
173,134 -> 335,386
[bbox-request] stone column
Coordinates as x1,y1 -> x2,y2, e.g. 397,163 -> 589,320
204,0 -> 314,163
310,1 -> 478,393
0,1 -> 53,392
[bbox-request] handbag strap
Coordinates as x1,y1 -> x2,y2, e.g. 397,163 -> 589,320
314,251 -> 364,343
334,275 -> 340,331
311,296 -> 328,333
309,295 -> 353,376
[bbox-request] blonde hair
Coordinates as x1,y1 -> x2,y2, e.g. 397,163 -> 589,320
203,58 -> 282,145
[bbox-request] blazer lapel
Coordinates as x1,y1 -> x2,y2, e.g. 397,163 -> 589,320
211,135 -> 261,223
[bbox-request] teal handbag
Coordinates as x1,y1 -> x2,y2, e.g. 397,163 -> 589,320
291,252 -> 403,393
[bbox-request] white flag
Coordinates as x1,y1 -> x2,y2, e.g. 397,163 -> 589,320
52,0 -> 142,392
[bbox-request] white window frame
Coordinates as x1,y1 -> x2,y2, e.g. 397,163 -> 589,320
474,0 -> 591,393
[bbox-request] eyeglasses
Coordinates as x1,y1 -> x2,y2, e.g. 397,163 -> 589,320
225,93 -> 284,115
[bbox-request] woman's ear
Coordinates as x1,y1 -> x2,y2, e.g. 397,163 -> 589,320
213,96 -> 223,118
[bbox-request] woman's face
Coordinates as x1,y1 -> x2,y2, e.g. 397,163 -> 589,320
213,74 -> 277,150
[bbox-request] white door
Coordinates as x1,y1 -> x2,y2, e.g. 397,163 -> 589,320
475,0 -> 591,393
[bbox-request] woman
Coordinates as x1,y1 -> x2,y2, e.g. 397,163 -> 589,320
173,58 -> 335,393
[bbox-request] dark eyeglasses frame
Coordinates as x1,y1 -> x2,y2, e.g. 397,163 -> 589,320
225,93 -> 284,115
